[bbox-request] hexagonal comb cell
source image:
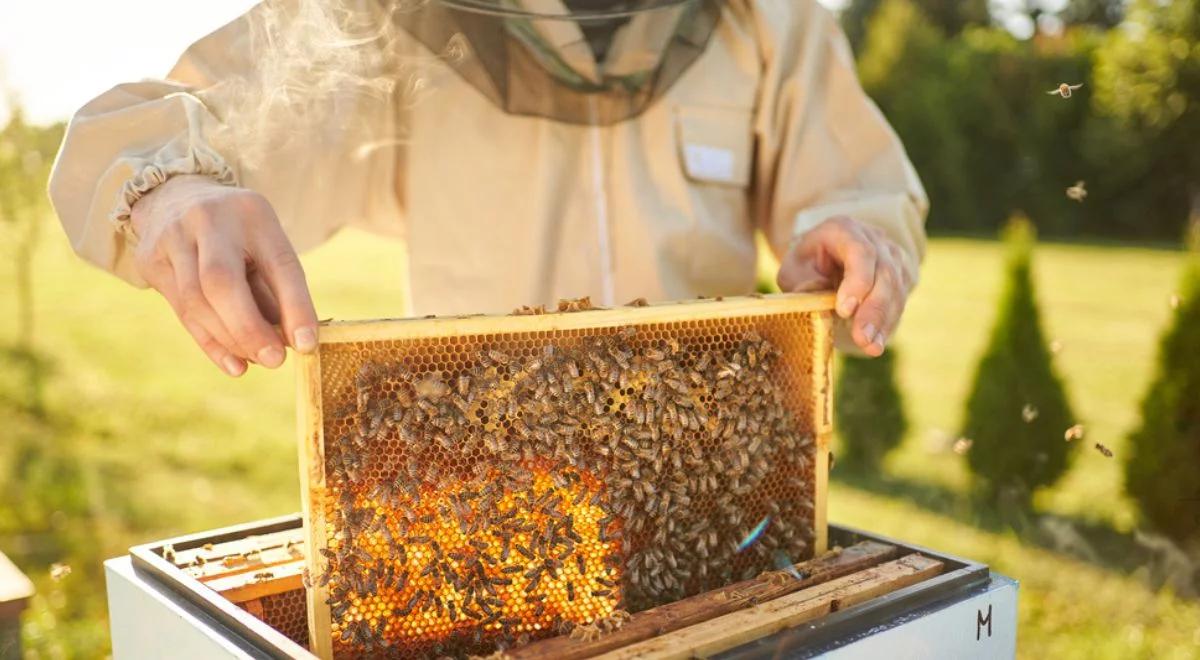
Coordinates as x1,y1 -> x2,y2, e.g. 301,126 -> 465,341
298,294 -> 834,659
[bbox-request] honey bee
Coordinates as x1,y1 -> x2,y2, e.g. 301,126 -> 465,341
1047,82 -> 1083,98
626,297 -> 649,307
1066,181 -> 1087,202
1022,404 -> 1039,423
1094,442 -> 1114,458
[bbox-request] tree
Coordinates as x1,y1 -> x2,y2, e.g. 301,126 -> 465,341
1094,0 -> 1200,232
834,349 -> 908,472
961,217 -> 1076,508
1060,0 -> 1124,27
841,0 -> 989,50
1124,223 -> 1200,545
0,101 -> 61,413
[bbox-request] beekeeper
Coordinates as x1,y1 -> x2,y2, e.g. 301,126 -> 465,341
49,0 -> 927,377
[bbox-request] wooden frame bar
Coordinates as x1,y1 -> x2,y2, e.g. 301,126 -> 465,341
509,541 -> 896,660
297,351 -> 333,659
600,554 -> 944,659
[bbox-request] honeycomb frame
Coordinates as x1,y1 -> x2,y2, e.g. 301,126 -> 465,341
297,293 -> 835,659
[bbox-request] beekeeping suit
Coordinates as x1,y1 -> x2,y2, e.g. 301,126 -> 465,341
49,0 -> 927,317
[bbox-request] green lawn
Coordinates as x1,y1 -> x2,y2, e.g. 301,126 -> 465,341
1,225 -> 1197,658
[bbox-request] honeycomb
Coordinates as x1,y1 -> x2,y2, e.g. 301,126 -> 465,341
301,295 -> 832,659
241,589 -> 311,650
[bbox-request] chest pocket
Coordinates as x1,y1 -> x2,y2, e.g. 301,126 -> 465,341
674,105 -> 754,188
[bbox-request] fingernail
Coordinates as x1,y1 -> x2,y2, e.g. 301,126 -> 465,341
222,356 -> 246,377
258,345 -> 285,368
873,329 -> 889,352
838,295 -> 859,318
294,327 -> 318,353
862,323 -> 877,346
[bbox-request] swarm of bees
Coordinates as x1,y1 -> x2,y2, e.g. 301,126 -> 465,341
315,320 -> 817,658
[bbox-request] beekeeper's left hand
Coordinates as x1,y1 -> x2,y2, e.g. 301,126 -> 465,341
776,216 -> 916,357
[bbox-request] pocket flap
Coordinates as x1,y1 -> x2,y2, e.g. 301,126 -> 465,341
674,105 -> 754,187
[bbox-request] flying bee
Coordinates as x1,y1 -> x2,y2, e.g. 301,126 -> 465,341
1022,404 -> 1039,423
1047,82 -> 1083,98
1064,424 -> 1085,442
1066,180 -> 1087,202
1094,442 -> 1114,458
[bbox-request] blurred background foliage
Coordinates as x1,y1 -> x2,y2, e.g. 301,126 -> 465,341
851,0 -> 1199,241
2,0 -> 1200,658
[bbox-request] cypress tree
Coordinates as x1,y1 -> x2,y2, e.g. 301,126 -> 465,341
1125,224 -> 1200,544
962,217 -> 1076,508
835,349 -> 908,472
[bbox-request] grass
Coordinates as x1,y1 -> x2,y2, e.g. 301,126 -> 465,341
1,222 -> 1197,658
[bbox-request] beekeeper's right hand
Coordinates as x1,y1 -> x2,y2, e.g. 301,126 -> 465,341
130,175 -> 319,377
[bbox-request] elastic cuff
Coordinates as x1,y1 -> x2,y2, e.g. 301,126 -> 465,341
109,146 -> 237,241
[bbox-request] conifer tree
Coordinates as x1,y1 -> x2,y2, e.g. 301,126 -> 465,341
962,217 -> 1076,507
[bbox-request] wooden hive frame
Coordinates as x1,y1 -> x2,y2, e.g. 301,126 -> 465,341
296,293 -> 836,659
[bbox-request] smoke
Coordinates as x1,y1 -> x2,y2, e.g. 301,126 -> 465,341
199,0 -> 456,170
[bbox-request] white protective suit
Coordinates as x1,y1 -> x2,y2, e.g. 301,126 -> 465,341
49,0 -> 928,317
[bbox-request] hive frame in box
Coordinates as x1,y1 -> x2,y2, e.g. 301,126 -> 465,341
296,293 -> 836,659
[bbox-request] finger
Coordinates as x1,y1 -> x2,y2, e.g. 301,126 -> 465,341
175,300 -> 249,377
198,237 -> 287,368
888,242 -> 917,294
148,261 -> 248,377
248,269 -> 282,326
777,256 -> 835,293
853,263 -> 904,357
251,224 -> 319,354
165,234 -> 255,362
822,220 -> 877,320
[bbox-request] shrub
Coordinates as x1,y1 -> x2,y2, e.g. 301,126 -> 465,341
835,348 -> 908,472
962,217 -> 1076,507
1125,225 -> 1200,544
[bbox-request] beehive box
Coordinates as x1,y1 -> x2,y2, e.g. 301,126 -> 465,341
297,293 -> 835,659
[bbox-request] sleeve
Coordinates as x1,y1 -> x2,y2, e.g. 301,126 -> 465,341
749,0 -> 929,277
48,1 -> 402,287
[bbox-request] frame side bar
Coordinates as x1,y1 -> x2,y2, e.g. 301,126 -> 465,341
296,352 -> 333,659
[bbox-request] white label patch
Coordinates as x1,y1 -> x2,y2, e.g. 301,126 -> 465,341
683,144 -> 736,183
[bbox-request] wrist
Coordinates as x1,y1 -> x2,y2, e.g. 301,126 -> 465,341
130,174 -> 221,237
